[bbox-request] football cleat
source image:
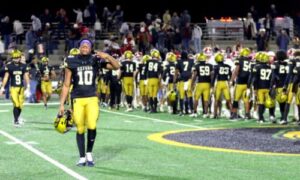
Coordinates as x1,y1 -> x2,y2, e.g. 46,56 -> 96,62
86,153 -> 95,167
76,157 -> 86,167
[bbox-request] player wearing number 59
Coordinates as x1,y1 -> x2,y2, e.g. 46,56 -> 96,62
0,50 -> 30,127
59,39 -> 120,167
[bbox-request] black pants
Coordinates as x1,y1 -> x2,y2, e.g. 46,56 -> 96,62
109,81 -> 122,107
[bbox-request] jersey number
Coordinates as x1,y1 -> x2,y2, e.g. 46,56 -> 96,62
148,62 -> 158,72
199,66 -> 210,76
183,61 -> 189,71
15,75 -> 21,85
78,71 -> 93,85
279,65 -> 288,74
260,69 -> 271,80
219,67 -> 229,75
242,61 -> 250,71
126,64 -> 134,73
170,66 -> 176,75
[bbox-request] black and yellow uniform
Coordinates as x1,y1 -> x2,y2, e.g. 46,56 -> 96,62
145,59 -> 162,112
213,63 -> 232,101
5,62 -> 29,109
270,61 -> 289,120
163,61 -> 177,91
176,56 -> 194,114
121,60 -> 136,108
65,55 -> 107,134
193,62 -> 213,102
138,63 -> 147,96
97,68 -> 110,103
40,64 -> 54,95
4,62 -> 29,124
107,69 -> 121,109
249,63 -> 273,121
192,62 -> 213,115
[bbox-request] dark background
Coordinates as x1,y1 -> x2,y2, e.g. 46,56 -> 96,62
0,0 -> 299,22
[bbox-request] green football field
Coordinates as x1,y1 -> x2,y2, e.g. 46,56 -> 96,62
1,99 -> 300,180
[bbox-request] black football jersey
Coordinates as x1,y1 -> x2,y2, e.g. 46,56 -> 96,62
5,62 -> 29,87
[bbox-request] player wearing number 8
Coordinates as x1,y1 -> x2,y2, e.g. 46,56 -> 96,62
0,49 -> 30,127
120,50 -> 136,112
59,39 -> 120,166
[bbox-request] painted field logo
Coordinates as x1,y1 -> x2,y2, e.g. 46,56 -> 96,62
149,127 -> 300,156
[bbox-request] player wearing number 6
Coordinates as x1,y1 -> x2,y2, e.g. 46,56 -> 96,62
230,48 -> 252,120
120,50 -> 136,112
0,50 -> 30,127
59,39 -> 120,167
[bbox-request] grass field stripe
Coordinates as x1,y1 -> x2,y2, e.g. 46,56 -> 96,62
0,110 -> 9,112
100,109 -> 205,129
0,130 -> 88,180
0,102 -> 60,106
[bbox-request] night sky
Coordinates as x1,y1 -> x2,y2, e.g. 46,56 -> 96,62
1,0 -> 299,22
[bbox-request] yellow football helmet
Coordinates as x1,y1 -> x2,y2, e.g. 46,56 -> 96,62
150,49 -> 160,59
196,53 -> 207,61
265,95 -> 275,108
260,53 -> 270,63
124,50 -> 134,60
215,53 -> 224,63
166,52 -> 177,62
54,110 -> 73,134
41,57 -> 49,63
240,48 -> 251,57
255,52 -> 263,62
276,92 -> 287,103
11,49 -> 22,59
69,48 -> 80,56
167,90 -> 177,103
142,55 -> 151,63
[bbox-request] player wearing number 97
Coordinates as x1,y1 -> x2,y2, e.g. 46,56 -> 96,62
59,39 -> 120,167
120,50 -> 136,112
248,53 -> 274,123
0,49 -> 30,127
230,48 -> 252,120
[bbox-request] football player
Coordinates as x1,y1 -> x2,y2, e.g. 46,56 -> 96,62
0,50 -> 30,127
59,39 -> 120,166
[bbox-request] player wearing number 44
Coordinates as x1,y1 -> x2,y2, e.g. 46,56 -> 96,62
0,50 -> 30,127
59,39 -> 120,167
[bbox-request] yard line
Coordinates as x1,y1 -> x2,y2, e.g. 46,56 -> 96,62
0,130 -> 88,180
0,110 -> 9,113
100,109 -> 205,129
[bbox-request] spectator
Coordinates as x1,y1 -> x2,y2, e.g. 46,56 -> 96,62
283,14 -> 291,37
13,20 -> 24,45
122,33 -> 135,52
0,38 -> 4,58
102,7 -> 111,31
1,16 -> 13,50
172,28 -> 182,50
145,13 -> 152,26
269,4 -> 278,19
157,27 -> 166,50
73,8 -> 83,24
292,36 -> 300,49
113,5 -> 124,30
263,14 -> 273,40
88,2 -> 97,24
180,10 -> 191,28
250,5 -> 259,24
171,12 -> 180,29
192,24 -> 202,53
163,10 -> 171,25
295,12 -> 300,36
56,8 -> 69,39
28,58 -> 40,103
25,26 -> 36,50
181,23 -> 192,50
136,26 -> 150,54
94,18 -> 102,40
31,15 -> 42,32
244,13 -> 257,40
41,23 -> 53,56
119,22 -> 129,37
40,8 -> 53,26
256,28 -> 268,51
276,30 -> 290,51
83,6 -> 91,23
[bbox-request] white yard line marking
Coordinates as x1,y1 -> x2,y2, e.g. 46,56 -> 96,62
194,120 -> 203,122
0,102 -> 60,106
124,120 -> 133,123
0,110 -> 9,113
100,109 -> 205,129
0,130 -> 88,180
4,141 -> 39,145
